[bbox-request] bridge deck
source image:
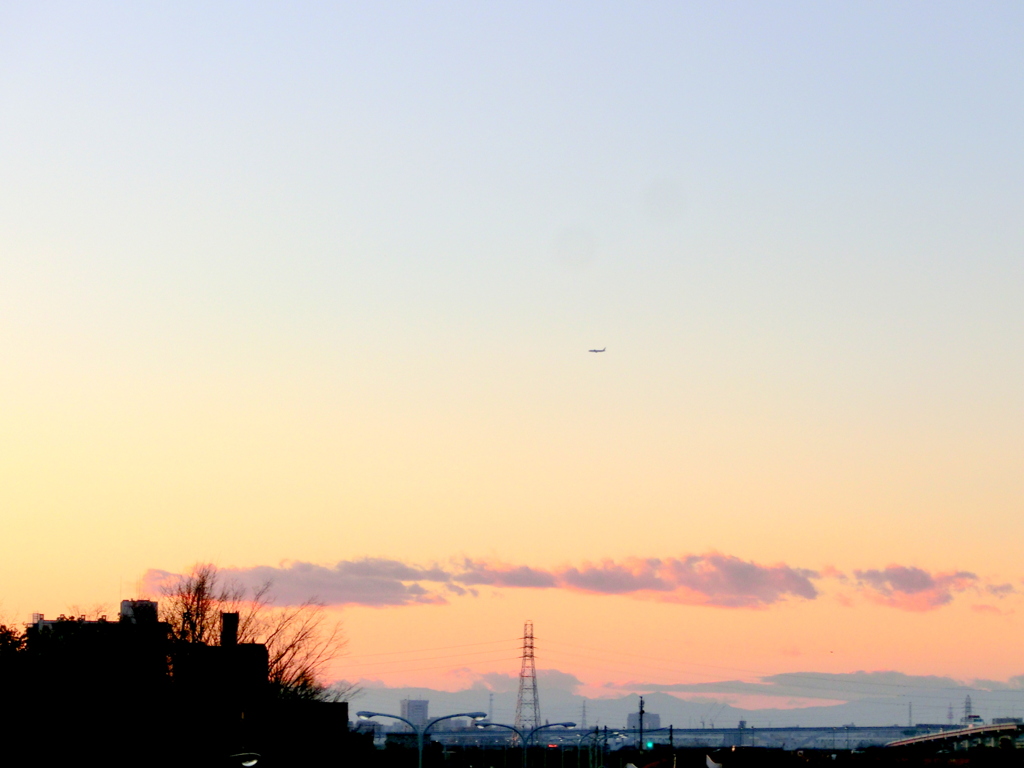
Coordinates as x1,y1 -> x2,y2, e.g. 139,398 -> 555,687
887,723 -> 1022,747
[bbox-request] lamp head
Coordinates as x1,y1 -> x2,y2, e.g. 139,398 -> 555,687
469,712 -> 488,721
356,711 -> 377,720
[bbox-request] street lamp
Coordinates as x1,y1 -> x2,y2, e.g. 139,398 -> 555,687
577,728 -> 602,747
577,728 -> 604,768
476,721 -> 577,768
357,710 -> 488,768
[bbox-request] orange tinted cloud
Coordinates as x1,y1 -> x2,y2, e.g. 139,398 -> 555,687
144,556 -> 1011,614
556,555 -> 818,607
144,553 -> 818,609
852,566 -> 976,611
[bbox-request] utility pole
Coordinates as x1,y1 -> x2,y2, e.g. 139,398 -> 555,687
638,696 -> 645,752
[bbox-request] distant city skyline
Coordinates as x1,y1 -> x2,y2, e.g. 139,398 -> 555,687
348,676 -> 1024,730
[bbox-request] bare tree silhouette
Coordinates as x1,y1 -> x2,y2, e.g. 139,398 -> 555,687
160,563 -> 355,700
0,621 -> 24,660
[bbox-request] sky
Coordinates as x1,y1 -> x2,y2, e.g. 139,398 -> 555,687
1,1 -> 1023,721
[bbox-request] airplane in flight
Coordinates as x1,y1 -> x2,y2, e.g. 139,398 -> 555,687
588,347 -> 606,353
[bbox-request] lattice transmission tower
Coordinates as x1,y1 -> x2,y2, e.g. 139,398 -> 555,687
514,620 -> 541,734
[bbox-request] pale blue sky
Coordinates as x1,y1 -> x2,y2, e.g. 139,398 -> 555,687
3,2 -> 1021,376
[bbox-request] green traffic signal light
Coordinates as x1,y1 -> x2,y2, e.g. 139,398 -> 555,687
646,742 -> 654,749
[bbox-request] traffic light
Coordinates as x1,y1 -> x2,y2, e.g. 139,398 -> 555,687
646,742 -> 654,749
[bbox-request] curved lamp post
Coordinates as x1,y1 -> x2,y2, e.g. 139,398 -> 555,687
477,721 -> 577,768
576,728 -> 600,768
577,728 -> 602,747
577,727 -> 621,768
357,710 -> 487,768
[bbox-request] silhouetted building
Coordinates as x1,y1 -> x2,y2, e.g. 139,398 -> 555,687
16,601 -> 173,766
10,600 -> 350,767
172,611 -> 269,707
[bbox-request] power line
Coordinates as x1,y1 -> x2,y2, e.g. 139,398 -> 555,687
345,646 -> 519,667
346,637 -> 512,659
344,656 -> 522,677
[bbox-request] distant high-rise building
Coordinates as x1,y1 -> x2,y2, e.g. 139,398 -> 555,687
627,712 -> 661,730
401,699 -> 429,728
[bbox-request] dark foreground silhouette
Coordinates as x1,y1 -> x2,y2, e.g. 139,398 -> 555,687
2,608 -> 1021,766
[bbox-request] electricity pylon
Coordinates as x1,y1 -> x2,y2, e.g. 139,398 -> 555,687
514,620 -> 541,735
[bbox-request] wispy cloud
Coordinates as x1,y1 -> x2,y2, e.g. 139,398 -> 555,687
454,559 -> 558,588
145,554 -> 818,609
987,583 -> 1017,597
144,556 -> 1003,612
143,559 -> 453,608
450,668 -> 584,694
852,566 -> 977,611
553,555 -> 818,607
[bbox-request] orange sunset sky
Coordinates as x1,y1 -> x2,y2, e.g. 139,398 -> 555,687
2,2 -> 1023,718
